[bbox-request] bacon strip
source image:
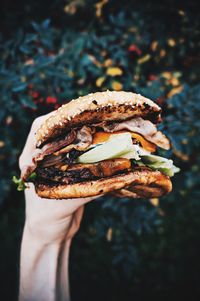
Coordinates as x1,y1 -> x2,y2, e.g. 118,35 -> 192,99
22,118 -> 169,182
95,117 -> 170,150
53,126 -> 93,155
21,126 -> 93,181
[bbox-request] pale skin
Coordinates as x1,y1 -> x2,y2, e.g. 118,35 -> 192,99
18,114 -> 101,301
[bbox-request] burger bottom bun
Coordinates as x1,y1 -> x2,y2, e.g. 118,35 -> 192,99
35,167 -> 172,199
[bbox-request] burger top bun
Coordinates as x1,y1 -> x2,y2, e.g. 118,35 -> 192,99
36,90 -> 161,147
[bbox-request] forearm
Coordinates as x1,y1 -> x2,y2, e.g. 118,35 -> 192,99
19,223 -> 71,301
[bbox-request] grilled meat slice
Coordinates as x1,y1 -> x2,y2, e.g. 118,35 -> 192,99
36,158 -> 131,184
35,167 -> 172,199
67,158 -> 131,177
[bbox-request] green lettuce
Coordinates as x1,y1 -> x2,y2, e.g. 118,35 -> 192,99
121,150 -> 180,177
12,172 -> 37,191
12,176 -> 26,191
77,133 -> 134,163
140,155 -> 180,177
76,133 -> 180,177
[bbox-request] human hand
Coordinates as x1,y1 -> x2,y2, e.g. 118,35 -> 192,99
19,113 -> 101,244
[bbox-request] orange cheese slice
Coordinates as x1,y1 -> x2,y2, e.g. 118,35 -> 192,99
93,131 -> 156,152
131,132 -> 156,152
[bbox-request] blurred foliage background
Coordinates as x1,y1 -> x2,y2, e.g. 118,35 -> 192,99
0,0 -> 200,300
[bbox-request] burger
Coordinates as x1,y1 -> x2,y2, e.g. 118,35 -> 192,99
19,91 -> 179,199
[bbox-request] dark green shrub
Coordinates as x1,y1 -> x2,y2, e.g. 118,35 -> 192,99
0,3 -> 199,300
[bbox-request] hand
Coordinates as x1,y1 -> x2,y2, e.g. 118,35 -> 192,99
18,113 -> 103,301
19,113 -> 101,244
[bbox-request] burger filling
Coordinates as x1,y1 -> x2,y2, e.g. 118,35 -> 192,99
37,158 -> 131,185
23,117 -> 179,185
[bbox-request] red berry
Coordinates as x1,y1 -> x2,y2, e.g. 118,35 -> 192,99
46,96 -> 57,104
148,74 -> 157,81
156,96 -> 165,106
31,91 -> 39,98
128,44 -> 142,56
54,104 -> 60,109
38,97 -> 44,103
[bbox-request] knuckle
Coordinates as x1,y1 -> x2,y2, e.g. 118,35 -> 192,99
31,118 -> 40,130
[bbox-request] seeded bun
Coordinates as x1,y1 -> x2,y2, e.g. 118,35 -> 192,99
35,168 -> 172,199
36,91 -> 161,147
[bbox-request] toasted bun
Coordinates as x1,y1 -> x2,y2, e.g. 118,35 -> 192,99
36,91 -> 161,146
35,168 -> 172,199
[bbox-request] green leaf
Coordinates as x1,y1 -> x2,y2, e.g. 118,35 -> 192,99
12,83 -> 27,92
19,45 -> 32,54
42,19 -> 51,29
140,155 -> 180,177
31,21 -> 40,32
20,96 -> 37,109
12,176 -> 26,191
28,172 -> 37,180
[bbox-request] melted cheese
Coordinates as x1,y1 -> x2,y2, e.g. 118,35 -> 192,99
93,131 -> 156,152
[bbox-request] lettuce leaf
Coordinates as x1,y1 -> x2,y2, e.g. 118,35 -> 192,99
140,155 -> 180,176
12,172 -> 37,191
76,134 -> 180,177
121,144 -> 150,160
12,176 -> 26,191
122,150 -> 180,177
77,133 -> 133,163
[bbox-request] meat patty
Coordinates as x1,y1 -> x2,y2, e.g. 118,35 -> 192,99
35,167 -> 172,199
36,158 -> 131,184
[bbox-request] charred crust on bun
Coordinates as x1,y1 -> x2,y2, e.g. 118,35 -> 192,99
36,91 -> 161,147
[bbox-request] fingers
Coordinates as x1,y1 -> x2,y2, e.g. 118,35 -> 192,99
19,123 -> 36,171
19,112 -> 55,171
25,183 -> 103,218
54,194 -> 103,215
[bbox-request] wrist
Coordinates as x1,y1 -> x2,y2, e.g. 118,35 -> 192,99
24,219 -> 72,245
20,224 -> 71,301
